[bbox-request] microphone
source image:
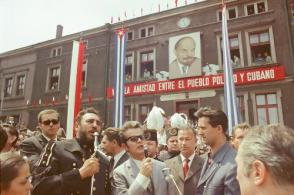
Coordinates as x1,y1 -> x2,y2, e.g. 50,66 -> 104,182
162,168 -> 183,195
144,145 -> 148,158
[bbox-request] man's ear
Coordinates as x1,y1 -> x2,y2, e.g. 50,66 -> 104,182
74,121 -> 79,135
122,143 -> 128,152
251,160 -> 267,186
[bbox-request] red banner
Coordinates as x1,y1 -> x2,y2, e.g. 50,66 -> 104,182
107,65 -> 285,98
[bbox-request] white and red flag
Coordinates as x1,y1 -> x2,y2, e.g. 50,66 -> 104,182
66,41 -> 85,138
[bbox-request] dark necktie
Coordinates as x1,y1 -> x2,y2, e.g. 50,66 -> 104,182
183,158 -> 189,178
109,157 -> 115,172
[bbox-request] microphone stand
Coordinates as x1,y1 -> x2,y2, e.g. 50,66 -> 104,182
162,168 -> 183,195
90,132 -> 99,195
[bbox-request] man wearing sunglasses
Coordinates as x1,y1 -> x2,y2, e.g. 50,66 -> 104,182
32,107 -> 110,195
20,109 -> 60,165
112,121 -> 172,195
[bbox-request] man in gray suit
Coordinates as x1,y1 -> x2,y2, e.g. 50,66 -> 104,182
165,127 -> 204,195
195,107 -> 240,195
112,121 -> 171,195
169,36 -> 202,79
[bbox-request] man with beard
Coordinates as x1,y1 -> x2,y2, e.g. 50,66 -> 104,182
32,107 -> 110,195
112,121 -> 172,195
158,127 -> 180,161
169,36 -> 202,79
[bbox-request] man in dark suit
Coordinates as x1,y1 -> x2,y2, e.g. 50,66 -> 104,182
169,36 -> 202,79
112,121 -> 172,195
165,127 -> 204,195
32,107 -> 111,195
100,127 -> 129,173
195,107 -> 240,195
20,109 -> 60,165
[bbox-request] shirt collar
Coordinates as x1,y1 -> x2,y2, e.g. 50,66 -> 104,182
42,133 -> 57,141
114,150 -> 126,167
180,153 -> 195,167
177,60 -> 189,74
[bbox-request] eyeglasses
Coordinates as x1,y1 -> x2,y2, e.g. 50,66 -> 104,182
42,119 -> 59,125
126,135 -> 144,142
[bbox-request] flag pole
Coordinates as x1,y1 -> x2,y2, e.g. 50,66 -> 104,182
221,0 -> 240,135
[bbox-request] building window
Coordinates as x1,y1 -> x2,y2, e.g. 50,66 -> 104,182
138,103 -> 153,124
125,53 -> 133,82
127,31 -> 134,41
51,46 -> 62,57
82,56 -> 88,87
48,66 -> 60,91
16,75 -> 25,96
139,26 -> 154,38
237,95 -> 246,123
245,1 -> 267,16
176,100 -> 199,125
124,105 -> 132,122
249,29 -> 274,65
4,77 -> 13,97
139,50 -> 154,80
219,34 -> 242,67
217,7 -> 237,21
255,93 -> 279,125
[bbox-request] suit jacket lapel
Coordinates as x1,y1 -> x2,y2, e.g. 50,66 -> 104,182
197,144 -> 231,186
176,155 -> 185,181
114,152 -> 129,169
128,158 -> 140,179
185,155 -> 203,181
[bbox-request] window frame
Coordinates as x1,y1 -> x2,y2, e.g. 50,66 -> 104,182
50,46 -> 63,57
137,48 -> 156,80
217,6 -> 238,22
220,93 -> 249,123
124,104 -> 134,122
127,31 -> 134,41
136,102 -> 154,124
139,25 -> 155,38
217,32 -> 244,68
4,76 -> 14,98
244,0 -> 268,16
250,90 -> 283,125
125,51 -> 135,82
46,65 -> 61,92
245,26 -> 276,66
15,74 -> 26,96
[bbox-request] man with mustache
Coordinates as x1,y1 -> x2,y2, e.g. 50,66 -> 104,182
169,36 -> 202,79
112,121 -> 172,195
32,107 -> 110,195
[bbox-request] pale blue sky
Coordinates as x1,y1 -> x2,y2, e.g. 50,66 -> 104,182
0,0 -> 204,53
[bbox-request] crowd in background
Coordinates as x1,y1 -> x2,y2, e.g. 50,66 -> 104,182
0,107 -> 293,195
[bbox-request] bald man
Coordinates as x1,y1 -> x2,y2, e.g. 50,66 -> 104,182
169,36 -> 201,79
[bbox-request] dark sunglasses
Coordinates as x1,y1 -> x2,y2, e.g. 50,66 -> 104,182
126,135 -> 144,142
42,119 -> 59,125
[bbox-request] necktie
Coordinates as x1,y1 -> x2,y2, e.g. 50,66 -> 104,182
109,157 -> 115,172
183,158 -> 189,177
182,66 -> 187,74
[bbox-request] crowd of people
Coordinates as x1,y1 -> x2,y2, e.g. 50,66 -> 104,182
0,106 -> 293,195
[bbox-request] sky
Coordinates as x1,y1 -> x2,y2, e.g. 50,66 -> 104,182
0,0 -> 204,53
